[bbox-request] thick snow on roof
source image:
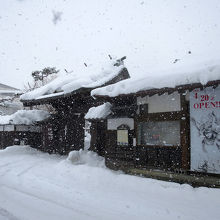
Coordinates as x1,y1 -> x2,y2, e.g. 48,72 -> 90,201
91,60 -> 220,97
0,83 -> 20,91
85,102 -> 112,120
21,59 -> 124,101
0,89 -> 19,94
0,83 -> 21,99
0,110 -> 50,125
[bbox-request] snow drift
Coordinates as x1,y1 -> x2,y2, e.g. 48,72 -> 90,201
66,149 -> 105,168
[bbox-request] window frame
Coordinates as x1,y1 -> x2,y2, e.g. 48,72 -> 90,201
135,111 -> 183,148
137,120 -> 181,147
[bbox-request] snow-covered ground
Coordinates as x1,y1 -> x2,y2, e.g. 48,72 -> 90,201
0,146 -> 220,220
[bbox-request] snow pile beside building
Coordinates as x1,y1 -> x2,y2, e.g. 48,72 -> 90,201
0,110 -> 50,125
85,102 -> 112,120
91,61 -> 220,97
66,149 -> 105,167
20,58 -> 124,101
0,145 -> 40,156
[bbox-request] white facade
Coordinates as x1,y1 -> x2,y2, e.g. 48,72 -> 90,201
137,92 -> 181,113
107,118 -> 134,130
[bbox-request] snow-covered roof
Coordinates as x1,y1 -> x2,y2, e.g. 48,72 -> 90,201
91,61 -> 220,97
0,83 -> 21,97
0,89 -> 19,94
21,58 -> 126,102
0,83 -> 20,91
0,110 -> 50,125
85,102 -> 112,120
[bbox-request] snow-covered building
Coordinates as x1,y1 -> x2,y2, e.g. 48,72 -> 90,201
91,62 -> 220,176
0,110 -> 50,149
0,83 -> 22,115
20,57 -> 130,154
0,83 -> 20,98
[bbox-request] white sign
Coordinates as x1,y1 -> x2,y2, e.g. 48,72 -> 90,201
190,86 -> 220,174
117,130 -> 128,146
107,118 -> 134,130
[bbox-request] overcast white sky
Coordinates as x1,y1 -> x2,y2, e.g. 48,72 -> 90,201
0,0 -> 220,89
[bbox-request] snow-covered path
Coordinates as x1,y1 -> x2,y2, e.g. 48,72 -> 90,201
0,146 -> 220,220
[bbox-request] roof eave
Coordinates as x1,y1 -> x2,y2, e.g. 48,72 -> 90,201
21,87 -> 93,106
93,80 -> 220,100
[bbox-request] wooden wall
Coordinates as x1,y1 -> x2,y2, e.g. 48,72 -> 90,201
41,113 -> 85,154
90,120 -> 107,157
105,130 -> 135,169
134,96 -> 190,170
0,131 -> 15,149
95,93 -> 191,171
0,129 -> 42,149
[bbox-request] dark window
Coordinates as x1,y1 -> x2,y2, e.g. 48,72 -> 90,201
137,121 -> 180,146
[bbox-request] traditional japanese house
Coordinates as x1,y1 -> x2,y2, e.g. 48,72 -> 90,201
0,110 -> 49,149
20,57 -> 130,154
91,62 -> 220,176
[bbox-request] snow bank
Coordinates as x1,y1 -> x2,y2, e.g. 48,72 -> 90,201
0,145 -> 220,220
91,61 -> 220,97
66,149 -> 105,168
85,102 -> 112,120
20,58 -> 124,101
0,145 -> 39,156
0,110 -> 50,125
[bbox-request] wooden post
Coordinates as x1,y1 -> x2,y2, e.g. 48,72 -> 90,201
180,93 -> 190,170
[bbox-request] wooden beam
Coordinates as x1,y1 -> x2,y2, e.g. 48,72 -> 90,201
180,94 -> 190,170
93,80 -> 220,100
